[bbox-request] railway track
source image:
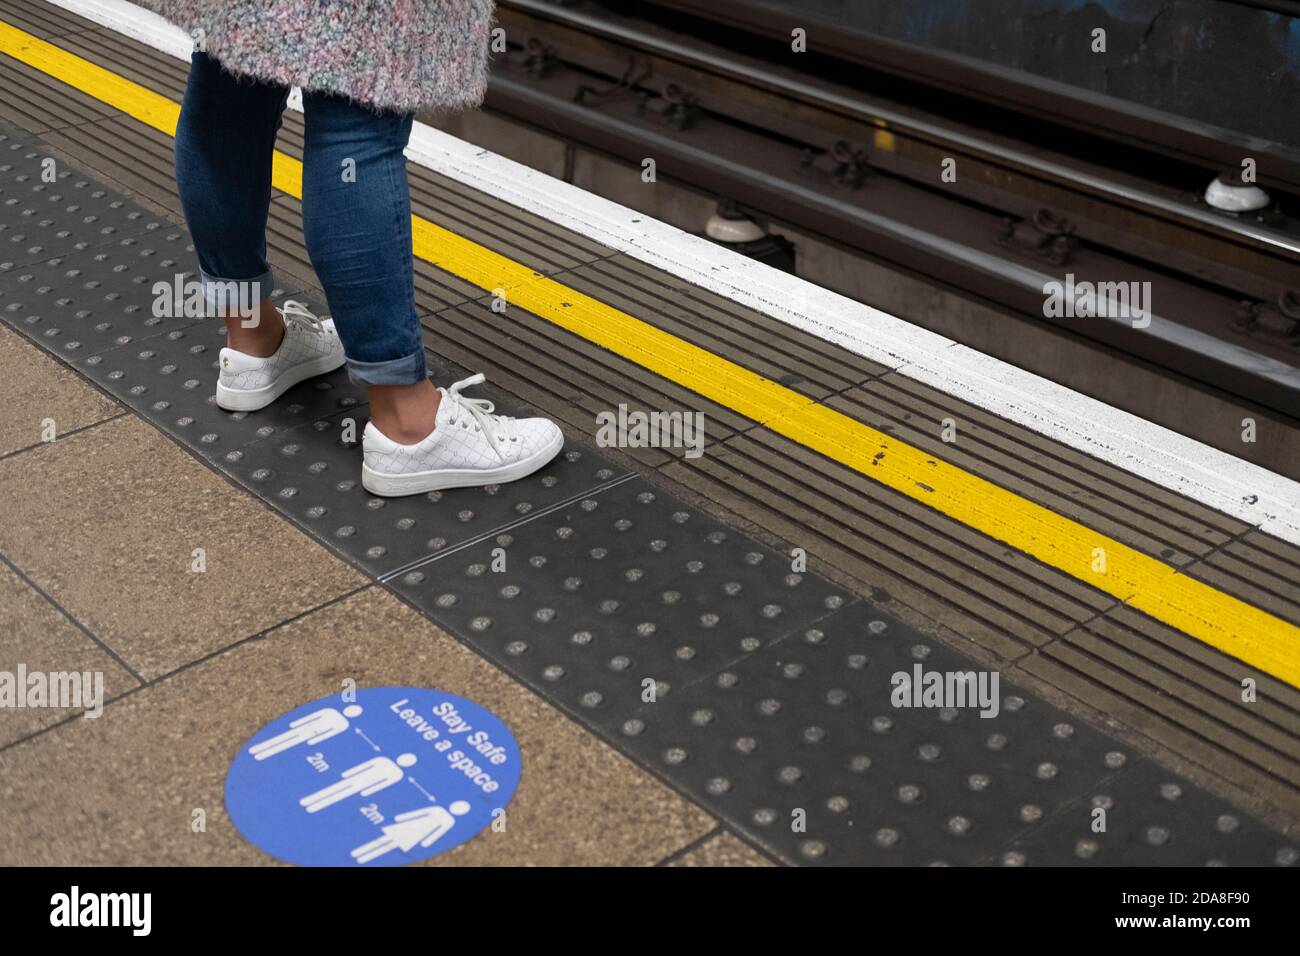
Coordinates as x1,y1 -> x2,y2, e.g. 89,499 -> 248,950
489,0 -> 1300,431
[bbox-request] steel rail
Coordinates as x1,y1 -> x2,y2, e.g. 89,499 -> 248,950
500,0 -> 1300,259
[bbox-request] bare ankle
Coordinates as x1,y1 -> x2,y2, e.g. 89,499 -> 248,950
224,299 -> 284,357
368,380 -> 441,444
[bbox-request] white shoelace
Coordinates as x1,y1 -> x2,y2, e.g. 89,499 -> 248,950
443,373 -> 516,446
278,300 -> 326,334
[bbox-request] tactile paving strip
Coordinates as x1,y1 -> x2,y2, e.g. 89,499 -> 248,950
2,113 -> 1295,866
79,296 -> 358,461
0,119 -> 170,270
0,231 -> 209,359
602,600 -> 1294,865
388,476 -> 852,720
1002,761 -> 1298,867
224,412 -> 632,578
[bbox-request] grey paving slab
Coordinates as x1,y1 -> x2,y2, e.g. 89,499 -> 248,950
665,832 -> 776,867
0,323 -> 120,457
0,562 -> 139,748
0,416 -> 366,680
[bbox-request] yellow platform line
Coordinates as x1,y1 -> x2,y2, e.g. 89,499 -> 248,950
3,20 -> 1297,687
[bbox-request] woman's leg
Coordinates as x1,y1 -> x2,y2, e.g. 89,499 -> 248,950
299,90 -> 563,496
174,52 -> 289,354
300,92 -> 441,443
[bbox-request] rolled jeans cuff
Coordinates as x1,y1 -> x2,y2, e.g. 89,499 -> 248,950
198,268 -> 272,319
345,349 -> 429,387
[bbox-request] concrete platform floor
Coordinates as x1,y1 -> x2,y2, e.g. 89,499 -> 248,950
0,324 -> 770,867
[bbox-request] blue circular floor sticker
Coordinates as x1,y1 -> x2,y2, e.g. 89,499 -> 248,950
225,687 -> 520,866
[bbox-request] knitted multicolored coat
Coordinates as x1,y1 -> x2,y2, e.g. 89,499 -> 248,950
137,0 -> 494,113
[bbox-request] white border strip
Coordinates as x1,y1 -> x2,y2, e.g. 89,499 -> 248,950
43,0 -> 1300,547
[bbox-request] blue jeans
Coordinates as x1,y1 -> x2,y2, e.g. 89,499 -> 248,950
174,52 -> 425,386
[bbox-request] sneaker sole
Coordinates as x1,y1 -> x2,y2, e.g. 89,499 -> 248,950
360,429 -> 565,497
215,352 -> 346,412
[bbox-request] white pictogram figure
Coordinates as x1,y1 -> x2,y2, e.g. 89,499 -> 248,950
299,753 -> 416,813
249,705 -> 363,760
350,801 -> 471,864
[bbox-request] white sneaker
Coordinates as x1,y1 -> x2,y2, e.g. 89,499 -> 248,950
361,373 -> 564,497
215,300 -> 346,411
